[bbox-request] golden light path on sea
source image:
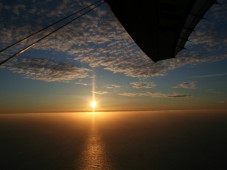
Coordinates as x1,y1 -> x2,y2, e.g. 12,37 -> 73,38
78,115 -> 112,170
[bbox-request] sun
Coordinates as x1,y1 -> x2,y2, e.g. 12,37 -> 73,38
90,100 -> 97,109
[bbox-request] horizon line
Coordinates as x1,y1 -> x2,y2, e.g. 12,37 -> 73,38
1,109 -> 226,114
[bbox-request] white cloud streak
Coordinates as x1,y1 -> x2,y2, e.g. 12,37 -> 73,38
119,92 -> 192,98
93,91 -> 108,95
105,84 -> 121,89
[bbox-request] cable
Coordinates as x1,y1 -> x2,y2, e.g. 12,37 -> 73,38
0,1 -> 104,66
0,0 -> 103,54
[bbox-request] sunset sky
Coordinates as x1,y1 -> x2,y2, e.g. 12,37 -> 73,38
0,0 -> 227,113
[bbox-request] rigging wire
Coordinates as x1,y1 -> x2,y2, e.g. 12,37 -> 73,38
0,0 -> 103,54
0,0 -> 104,66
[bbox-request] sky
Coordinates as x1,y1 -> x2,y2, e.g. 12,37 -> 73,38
0,0 -> 227,113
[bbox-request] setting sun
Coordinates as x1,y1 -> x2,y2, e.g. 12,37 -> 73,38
90,100 -> 97,109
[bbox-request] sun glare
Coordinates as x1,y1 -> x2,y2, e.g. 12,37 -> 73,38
90,100 -> 97,109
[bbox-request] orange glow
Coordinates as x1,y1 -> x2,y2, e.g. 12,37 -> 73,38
90,100 -> 97,109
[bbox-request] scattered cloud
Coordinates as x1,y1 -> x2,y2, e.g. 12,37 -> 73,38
93,91 -> 108,95
105,84 -> 121,89
183,1 -> 227,56
1,0 -> 227,80
130,82 -> 156,89
174,82 -> 197,89
76,52 -> 227,78
119,92 -> 137,97
209,0 -> 227,22
6,57 -> 91,82
75,82 -> 89,86
119,92 -> 192,98
167,94 -> 192,98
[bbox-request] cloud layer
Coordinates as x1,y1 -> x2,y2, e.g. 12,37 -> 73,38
7,57 -> 91,82
0,0 -> 227,81
119,92 -> 192,98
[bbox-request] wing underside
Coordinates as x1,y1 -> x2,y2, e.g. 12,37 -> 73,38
105,0 -> 216,62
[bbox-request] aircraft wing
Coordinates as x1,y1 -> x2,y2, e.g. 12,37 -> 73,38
105,0 -> 216,62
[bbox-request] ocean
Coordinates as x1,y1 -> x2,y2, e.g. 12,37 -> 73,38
0,111 -> 226,170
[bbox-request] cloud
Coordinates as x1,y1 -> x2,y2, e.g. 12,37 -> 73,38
75,82 -> 89,86
119,92 -> 137,97
105,84 -> 120,89
75,52 -> 227,78
119,92 -> 192,98
183,1 -> 227,56
1,0 -> 227,80
174,82 -> 197,89
6,57 -> 91,82
167,94 -> 192,98
93,91 -> 108,95
130,82 -> 156,89
209,0 -> 227,22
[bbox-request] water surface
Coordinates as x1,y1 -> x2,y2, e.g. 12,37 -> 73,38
0,111 -> 226,170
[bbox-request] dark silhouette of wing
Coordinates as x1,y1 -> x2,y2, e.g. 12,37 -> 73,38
105,0 -> 216,62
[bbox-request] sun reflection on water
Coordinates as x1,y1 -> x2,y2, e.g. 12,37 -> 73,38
79,116 -> 112,170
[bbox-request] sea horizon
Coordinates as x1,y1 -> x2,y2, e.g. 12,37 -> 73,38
1,109 -> 226,114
